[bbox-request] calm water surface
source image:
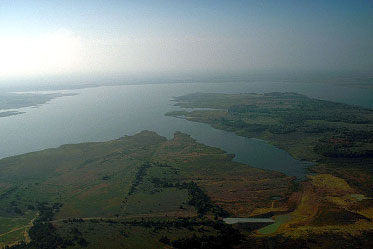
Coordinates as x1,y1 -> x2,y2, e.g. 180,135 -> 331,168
1,82 -> 372,178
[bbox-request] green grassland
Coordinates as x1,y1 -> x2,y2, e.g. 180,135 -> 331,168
167,92 -> 373,194
0,131 -> 293,248
166,92 -> 373,246
2,91 -> 373,248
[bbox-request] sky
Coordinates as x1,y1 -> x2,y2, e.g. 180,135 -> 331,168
0,0 -> 372,81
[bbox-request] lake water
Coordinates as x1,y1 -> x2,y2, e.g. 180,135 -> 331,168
0,81 -> 372,178
257,214 -> 293,234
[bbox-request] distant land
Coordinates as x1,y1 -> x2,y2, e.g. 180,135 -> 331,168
0,93 -> 76,118
0,111 -> 25,118
0,71 -> 371,93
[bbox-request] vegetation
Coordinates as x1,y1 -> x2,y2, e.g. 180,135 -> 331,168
168,92 -> 373,192
171,222 -> 243,249
127,163 -> 151,195
167,92 -> 373,246
0,131 -> 293,248
2,90 -> 372,248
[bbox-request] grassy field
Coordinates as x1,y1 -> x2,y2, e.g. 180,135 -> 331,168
166,92 -> 373,246
167,92 -> 373,192
1,92 -> 372,248
0,131 -> 293,248
0,211 -> 36,247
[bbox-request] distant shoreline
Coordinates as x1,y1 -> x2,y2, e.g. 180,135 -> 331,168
0,93 -> 77,116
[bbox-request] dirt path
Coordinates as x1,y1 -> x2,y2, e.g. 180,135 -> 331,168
0,213 -> 38,246
0,226 -> 29,238
23,214 -> 38,243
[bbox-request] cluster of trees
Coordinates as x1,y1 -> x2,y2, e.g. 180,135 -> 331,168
127,163 -> 151,195
0,188 -> 23,216
63,216 -> 220,231
150,178 -> 228,218
36,202 -> 62,222
5,202 -> 88,249
5,223 -> 69,249
314,143 -> 373,158
268,124 -> 297,134
242,231 -> 373,249
0,187 -> 17,201
218,117 -> 298,135
218,118 -> 249,130
243,124 -> 268,132
127,162 -> 228,218
342,130 -> 373,142
63,218 -> 85,223
224,97 -> 371,138
151,162 -> 172,168
151,177 -> 175,188
228,104 -> 270,114
315,130 -> 373,158
180,181 -> 228,218
170,221 -> 244,249
184,181 -> 213,217
223,107 -> 372,137
128,161 -> 174,196
7,201 -> 23,215
302,125 -> 336,134
278,111 -> 370,125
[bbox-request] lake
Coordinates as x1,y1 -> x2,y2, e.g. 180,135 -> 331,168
257,214 -> 293,234
0,81 -> 372,178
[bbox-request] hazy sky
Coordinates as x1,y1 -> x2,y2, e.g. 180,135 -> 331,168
0,0 -> 372,80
